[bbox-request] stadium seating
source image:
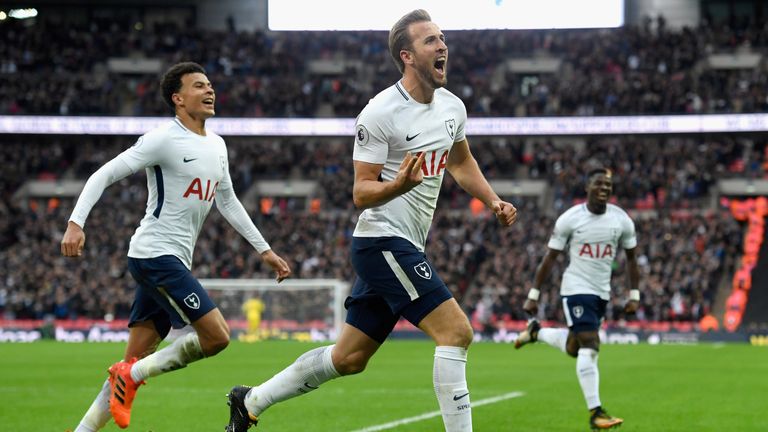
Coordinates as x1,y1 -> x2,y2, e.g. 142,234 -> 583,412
1,14 -> 765,330
0,137 -> 749,325
1,16 -> 767,117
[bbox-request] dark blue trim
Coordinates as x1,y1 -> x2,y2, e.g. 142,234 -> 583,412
395,82 -> 409,101
152,166 -> 164,218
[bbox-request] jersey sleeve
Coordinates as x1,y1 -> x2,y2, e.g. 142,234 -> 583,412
454,98 -> 467,142
215,187 -> 271,254
69,133 -> 165,227
352,104 -> 390,165
214,149 -> 270,254
547,212 -> 573,251
69,156 -> 134,228
620,213 -> 638,249
216,144 -> 234,192
117,132 -> 167,172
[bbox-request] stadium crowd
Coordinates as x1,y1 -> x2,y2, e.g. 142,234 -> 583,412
0,136 -> 749,327
1,11 -> 764,330
2,134 -> 763,212
1,15 -> 767,117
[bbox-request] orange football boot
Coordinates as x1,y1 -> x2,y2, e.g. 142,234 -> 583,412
108,358 -> 145,428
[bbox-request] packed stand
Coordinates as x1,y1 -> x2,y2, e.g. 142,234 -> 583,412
0,191 -> 742,326
526,136 -> 767,211
0,136 -> 750,326
2,15 -> 767,117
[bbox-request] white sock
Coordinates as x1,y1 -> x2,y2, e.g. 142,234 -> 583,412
434,346 -> 472,432
538,328 -> 569,353
74,379 -> 111,432
245,345 -> 340,417
130,332 -> 205,382
576,348 -> 601,410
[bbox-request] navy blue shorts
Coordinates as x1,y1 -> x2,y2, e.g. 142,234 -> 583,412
345,237 -> 452,343
127,255 -> 216,337
562,294 -> 608,333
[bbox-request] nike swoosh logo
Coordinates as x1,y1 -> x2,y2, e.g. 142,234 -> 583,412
405,133 -> 421,141
183,157 -> 197,163
453,393 -> 469,401
304,382 -> 318,390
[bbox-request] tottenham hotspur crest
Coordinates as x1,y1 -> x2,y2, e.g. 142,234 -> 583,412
445,119 -> 456,140
184,293 -> 201,310
414,261 -> 432,280
572,305 -> 584,318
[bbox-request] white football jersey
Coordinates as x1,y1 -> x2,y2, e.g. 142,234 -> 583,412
548,203 -> 637,299
70,119 -> 247,268
352,81 -> 467,251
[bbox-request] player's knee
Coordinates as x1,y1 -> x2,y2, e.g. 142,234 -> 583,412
438,322 -> 474,348
566,346 -> 579,358
333,350 -> 369,376
565,335 -> 579,357
575,333 -> 600,351
457,323 -> 474,348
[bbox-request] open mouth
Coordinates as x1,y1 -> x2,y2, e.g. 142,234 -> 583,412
202,97 -> 215,108
434,57 -> 446,75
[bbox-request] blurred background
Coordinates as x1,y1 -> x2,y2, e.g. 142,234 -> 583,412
0,0 -> 766,344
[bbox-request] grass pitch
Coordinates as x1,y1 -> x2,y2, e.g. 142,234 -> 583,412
1,340 -> 765,431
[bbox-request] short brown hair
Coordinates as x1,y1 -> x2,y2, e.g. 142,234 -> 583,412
388,9 -> 432,73
160,62 -> 206,110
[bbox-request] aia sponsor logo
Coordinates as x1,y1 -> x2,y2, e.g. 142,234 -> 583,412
578,243 -> 613,258
417,150 -> 449,177
183,178 -> 219,201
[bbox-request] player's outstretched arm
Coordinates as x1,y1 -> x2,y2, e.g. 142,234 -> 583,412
352,151 -> 426,209
214,186 -> 292,282
260,250 -> 292,283
524,248 -> 561,315
623,247 -> 641,314
63,156 -> 134,257
61,221 -> 86,257
446,139 -> 517,226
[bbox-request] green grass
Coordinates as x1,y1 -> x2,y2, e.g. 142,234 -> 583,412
1,341 -> 766,431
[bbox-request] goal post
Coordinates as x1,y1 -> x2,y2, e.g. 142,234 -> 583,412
201,278 -> 350,340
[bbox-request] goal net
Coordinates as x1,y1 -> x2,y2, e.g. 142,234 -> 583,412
201,278 -> 350,342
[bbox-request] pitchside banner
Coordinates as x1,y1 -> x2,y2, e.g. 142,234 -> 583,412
0,320 -> 756,344
1,114 -> 767,136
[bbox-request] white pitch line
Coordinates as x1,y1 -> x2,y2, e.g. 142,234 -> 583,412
349,391 -> 525,432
